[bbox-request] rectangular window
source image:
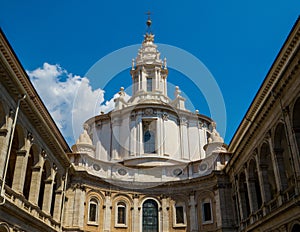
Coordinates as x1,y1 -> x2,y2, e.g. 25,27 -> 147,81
175,206 -> 184,224
118,206 -> 126,224
203,202 -> 212,222
116,202 -> 127,227
143,121 -> 156,154
89,203 -> 97,222
147,77 -> 152,92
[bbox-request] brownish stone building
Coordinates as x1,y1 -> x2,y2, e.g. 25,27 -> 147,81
0,17 -> 300,232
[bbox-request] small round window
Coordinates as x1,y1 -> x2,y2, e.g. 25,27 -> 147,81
118,168 -> 127,176
93,164 -> 101,171
199,163 -> 208,172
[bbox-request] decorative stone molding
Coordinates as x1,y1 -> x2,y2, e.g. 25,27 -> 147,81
144,108 -> 154,116
162,112 -> 169,121
16,150 -> 27,156
132,194 -> 139,199
27,131 -> 34,142
41,149 -> 47,158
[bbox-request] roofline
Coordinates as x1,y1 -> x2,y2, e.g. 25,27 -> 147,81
228,16 -> 300,154
0,28 -> 72,155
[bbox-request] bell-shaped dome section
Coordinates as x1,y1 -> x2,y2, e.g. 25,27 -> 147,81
129,30 -> 169,104
136,33 -> 162,66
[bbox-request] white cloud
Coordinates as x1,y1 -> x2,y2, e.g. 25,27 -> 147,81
26,62 -> 120,145
99,92 -> 131,113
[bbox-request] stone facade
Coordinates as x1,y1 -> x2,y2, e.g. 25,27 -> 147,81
0,17 -> 300,232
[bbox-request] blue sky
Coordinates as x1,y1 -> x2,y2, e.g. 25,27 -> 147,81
1,1 -> 300,145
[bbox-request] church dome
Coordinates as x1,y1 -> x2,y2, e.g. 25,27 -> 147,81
71,18 -> 227,187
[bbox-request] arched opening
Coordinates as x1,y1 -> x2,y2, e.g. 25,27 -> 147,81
146,77 -> 153,92
38,160 -> 51,210
293,97 -> 300,154
201,198 -> 212,224
116,202 -> 127,225
23,145 -> 38,199
0,223 -> 10,232
88,197 -> 99,224
291,224 -> 300,232
142,199 -> 158,232
274,123 -> 294,190
238,172 -> 250,219
260,143 -> 277,202
248,159 -> 262,211
6,125 -> 24,188
50,173 -> 61,217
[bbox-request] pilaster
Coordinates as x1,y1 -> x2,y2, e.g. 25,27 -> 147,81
156,114 -> 161,156
161,196 -> 169,232
42,178 -> 54,214
111,118 -> 121,160
0,117 -> 12,178
28,165 -> 42,205
132,194 -> 140,232
53,189 -> 63,222
179,117 -> 189,160
189,194 -> 198,232
12,149 -> 27,193
103,191 -> 112,231
72,185 -> 85,228
137,114 -> 143,155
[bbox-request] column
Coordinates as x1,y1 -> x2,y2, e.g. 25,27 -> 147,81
257,164 -> 271,215
164,78 -> 167,96
0,116 -> 12,177
130,118 -> 136,156
180,118 -> 189,160
157,69 -> 161,92
160,116 -> 168,155
12,150 -> 27,193
273,148 -> 288,191
283,110 -> 300,178
189,194 -> 198,232
161,197 -> 169,232
137,114 -> 143,155
237,180 -> 248,220
245,169 -> 258,214
42,178 -> 54,214
111,118 -> 121,160
132,195 -> 140,232
140,69 -> 145,92
53,189 -> 63,222
28,165 -> 42,205
156,116 -> 161,155
154,68 -> 158,91
103,192 -> 112,231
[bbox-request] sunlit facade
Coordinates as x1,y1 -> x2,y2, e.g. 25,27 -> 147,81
0,17 -> 300,232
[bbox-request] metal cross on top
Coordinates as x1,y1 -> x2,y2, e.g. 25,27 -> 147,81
146,11 -> 152,29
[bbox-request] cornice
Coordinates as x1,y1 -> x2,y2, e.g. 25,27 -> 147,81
0,28 -> 71,166
86,102 -> 213,126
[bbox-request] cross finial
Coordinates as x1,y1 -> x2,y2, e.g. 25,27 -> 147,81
145,11 -> 152,32
146,11 -> 151,19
